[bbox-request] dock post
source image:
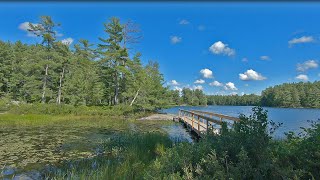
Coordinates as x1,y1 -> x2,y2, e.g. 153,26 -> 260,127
206,119 -> 209,135
197,116 -> 200,132
192,113 -> 194,130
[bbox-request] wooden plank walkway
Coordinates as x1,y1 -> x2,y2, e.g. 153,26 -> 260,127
178,109 -> 240,137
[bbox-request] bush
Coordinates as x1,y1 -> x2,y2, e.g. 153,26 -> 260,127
145,107 -> 320,179
0,96 -> 11,112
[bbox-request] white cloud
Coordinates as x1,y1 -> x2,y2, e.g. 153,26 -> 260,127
230,92 -> 238,96
61,38 -> 74,45
179,19 -> 190,25
18,22 -> 40,37
198,25 -> 205,31
296,60 -> 318,72
194,79 -> 205,84
244,84 -> 249,87
288,36 -> 314,47
170,36 -> 182,44
193,85 -> 203,90
209,80 -> 223,87
296,74 -> 309,81
242,57 -> 248,62
224,82 -> 238,91
241,92 -> 245,96
239,69 -> 267,81
209,41 -> 235,56
260,56 -> 270,61
200,68 -> 213,78
173,86 -> 182,92
170,80 -> 180,86
19,22 -> 32,31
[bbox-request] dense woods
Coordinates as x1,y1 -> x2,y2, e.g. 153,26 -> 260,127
261,81 -> 320,108
0,16 -> 186,110
207,81 -> 320,108
207,94 -> 260,106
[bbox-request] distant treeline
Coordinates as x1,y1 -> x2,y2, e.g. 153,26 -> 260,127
207,81 -> 320,108
207,94 -> 260,106
261,81 -> 320,108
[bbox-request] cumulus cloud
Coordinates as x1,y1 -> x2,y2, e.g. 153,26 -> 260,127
230,92 -> 238,96
179,19 -> 190,25
18,22 -> 40,37
224,82 -> 238,91
296,74 -> 309,81
239,69 -> 267,81
173,86 -> 182,92
288,36 -> 314,47
209,41 -> 235,56
260,56 -> 270,61
200,68 -> 213,78
209,80 -> 223,87
193,85 -> 203,90
170,80 -> 180,86
61,38 -> 74,45
194,79 -> 205,84
170,36 -> 182,44
296,60 -> 318,72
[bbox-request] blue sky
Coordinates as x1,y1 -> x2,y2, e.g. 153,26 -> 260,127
0,2 -> 320,95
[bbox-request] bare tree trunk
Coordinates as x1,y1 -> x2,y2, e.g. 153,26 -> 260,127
56,66 -> 65,104
114,72 -> 119,105
41,64 -> 48,104
130,87 -> 141,106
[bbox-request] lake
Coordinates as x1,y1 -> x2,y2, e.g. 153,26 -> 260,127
161,105 -> 320,138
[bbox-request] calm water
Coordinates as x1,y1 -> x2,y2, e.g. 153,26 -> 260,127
161,105 -> 320,138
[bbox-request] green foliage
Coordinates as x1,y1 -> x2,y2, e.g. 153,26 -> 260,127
261,81 -> 320,108
43,132 -> 173,180
181,88 -> 207,106
207,94 -> 261,106
207,81 -> 320,108
0,16 -> 175,110
144,107 -> 320,179
8,103 -> 136,116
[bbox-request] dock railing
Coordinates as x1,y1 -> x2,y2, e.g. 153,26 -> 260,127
178,109 -> 240,136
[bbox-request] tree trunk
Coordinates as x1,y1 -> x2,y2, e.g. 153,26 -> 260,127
114,72 -> 119,105
41,64 -> 48,104
56,66 -> 65,104
130,87 -> 141,106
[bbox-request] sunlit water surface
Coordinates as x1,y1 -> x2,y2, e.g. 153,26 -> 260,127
161,105 -> 320,138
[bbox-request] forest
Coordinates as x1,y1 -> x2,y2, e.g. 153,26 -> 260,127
207,81 -> 320,108
0,16 -> 188,110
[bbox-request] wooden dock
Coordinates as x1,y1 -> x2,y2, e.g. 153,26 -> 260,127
177,109 -> 240,137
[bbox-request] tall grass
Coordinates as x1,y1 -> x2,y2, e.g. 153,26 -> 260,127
43,132 -> 173,180
7,103 -> 137,116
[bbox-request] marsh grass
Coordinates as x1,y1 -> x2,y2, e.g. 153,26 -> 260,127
43,132 -> 173,180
